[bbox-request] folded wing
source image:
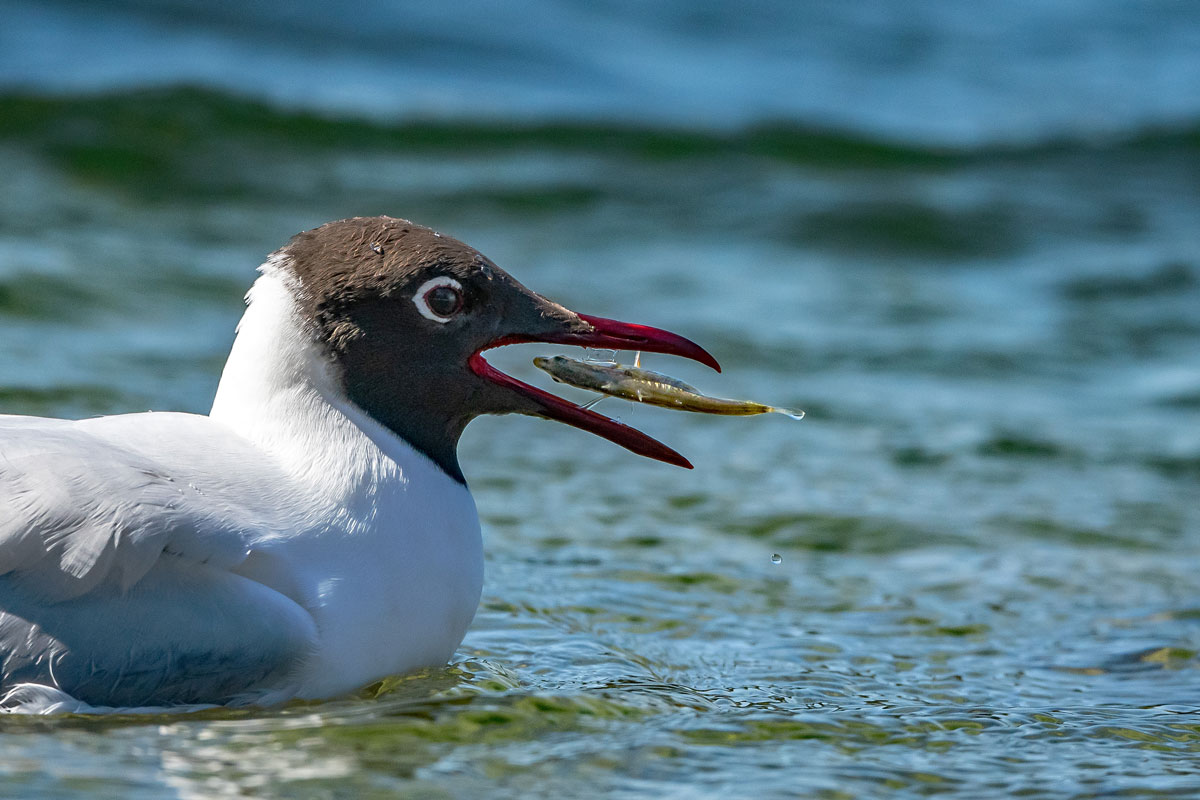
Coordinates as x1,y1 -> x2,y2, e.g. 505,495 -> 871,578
0,415 -> 315,708
1,418 -> 258,600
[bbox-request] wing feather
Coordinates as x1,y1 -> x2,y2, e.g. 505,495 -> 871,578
0,559 -> 317,708
0,416 -> 273,600
0,413 -> 316,707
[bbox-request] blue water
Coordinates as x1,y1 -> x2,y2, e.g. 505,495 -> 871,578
5,0 -> 1200,141
1,2 -> 1200,797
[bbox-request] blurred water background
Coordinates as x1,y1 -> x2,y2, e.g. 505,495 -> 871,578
2,1 -> 1200,797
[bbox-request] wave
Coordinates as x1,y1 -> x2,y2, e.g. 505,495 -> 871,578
2,86 -> 1198,169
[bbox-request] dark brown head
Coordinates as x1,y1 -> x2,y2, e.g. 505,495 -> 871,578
274,216 -> 719,483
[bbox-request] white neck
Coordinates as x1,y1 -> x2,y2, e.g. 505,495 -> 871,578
210,261 -> 453,507
210,261 -> 483,694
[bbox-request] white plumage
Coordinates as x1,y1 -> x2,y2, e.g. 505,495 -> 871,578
0,265 -> 484,712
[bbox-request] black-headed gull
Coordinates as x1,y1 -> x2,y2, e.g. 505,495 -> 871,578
0,217 -> 718,713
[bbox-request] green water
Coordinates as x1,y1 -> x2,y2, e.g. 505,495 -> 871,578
1,88 -> 1199,797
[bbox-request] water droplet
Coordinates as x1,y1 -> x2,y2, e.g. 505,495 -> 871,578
583,348 -> 618,364
369,242 -> 384,255
770,553 -> 782,565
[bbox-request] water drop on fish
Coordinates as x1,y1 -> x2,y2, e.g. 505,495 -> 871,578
770,553 -> 782,564
584,348 -> 618,364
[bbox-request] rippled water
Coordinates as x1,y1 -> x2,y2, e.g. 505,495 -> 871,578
3,3 -> 1200,796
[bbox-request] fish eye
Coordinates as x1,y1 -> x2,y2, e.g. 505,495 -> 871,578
413,276 -> 465,323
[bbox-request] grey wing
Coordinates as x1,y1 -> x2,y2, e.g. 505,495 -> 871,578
0,559 -> 316,708
0,417 -> 315,707
0,421 -> 260,600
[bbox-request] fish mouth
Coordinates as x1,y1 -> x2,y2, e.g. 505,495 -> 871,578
468,314 -> 720,469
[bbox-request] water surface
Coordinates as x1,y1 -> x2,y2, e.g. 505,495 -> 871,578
2,3 -> 1200,797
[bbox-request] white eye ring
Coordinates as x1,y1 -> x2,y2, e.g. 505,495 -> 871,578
413,276 -> 464,323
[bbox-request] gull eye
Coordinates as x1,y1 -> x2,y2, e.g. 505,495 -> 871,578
413,276 -> 465,322
426,285 -> 462,316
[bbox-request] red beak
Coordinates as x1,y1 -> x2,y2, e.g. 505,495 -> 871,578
468,314 -> 720,468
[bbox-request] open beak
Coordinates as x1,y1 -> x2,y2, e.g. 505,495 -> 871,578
468,312 -> 720,469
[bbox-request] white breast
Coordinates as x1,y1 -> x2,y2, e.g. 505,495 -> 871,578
274,473 -> 483,698
209,264 -> 485,697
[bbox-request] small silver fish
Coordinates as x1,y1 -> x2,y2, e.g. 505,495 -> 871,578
533,355 -> 804,419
